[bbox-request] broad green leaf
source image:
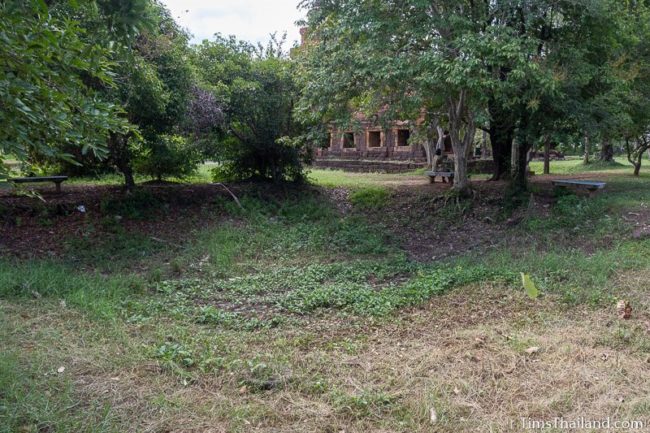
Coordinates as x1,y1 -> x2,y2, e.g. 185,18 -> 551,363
521,273 -> 539,300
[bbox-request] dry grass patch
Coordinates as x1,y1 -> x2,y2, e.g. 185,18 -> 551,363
4,278 -> 649,433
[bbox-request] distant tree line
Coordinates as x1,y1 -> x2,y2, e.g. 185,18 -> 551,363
3,0 -> 650,196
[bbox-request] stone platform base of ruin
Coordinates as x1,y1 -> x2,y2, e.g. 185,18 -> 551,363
312,158 -> 427,173
312,158 -> 496,174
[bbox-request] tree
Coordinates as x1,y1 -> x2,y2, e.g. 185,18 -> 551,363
37,0 -> 199,188
193,35 -> 308,182
296,0 -> 541,194
134,134 -> 202,181
297,0 -> 641,194
0,0 -> 130,179
102,1 -> 197,188
620,1 -> 650,175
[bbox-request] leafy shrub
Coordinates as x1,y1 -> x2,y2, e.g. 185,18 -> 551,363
135,134 -> 202,181
211,135 -> 309,183
195,38 -> 309,183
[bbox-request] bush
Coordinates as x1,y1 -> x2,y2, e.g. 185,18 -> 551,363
194,38 -> 308,183
211,135 -> 309,183
135,135 -> 202,181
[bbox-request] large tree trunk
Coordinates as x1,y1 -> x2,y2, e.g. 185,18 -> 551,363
599,137 -> 614,162
543,136 -> 551,175
454,151 -> 470,192
511,141 -> 530,191
123,166 -> 135,190
109,132 -> 135,191
447,91 -> 473,195
488,93 -> 514,181
510,108 -> 531,192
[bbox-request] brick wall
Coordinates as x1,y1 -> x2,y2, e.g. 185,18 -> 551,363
318,123 -> 430,162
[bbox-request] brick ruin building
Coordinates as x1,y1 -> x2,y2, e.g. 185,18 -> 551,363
313,119 -> 457,172
300,28 -> 489,173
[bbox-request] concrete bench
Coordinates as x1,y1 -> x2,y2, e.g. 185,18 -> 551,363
552,179 -> 606,194
425,171 -> 454,184
9,176 -> 68,193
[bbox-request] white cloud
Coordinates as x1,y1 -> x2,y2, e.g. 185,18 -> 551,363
160,0 -> 305,46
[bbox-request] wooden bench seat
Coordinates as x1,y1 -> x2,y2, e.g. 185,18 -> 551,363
9,176 -> 68,193
425,171 -> 454,184
552,179 -> 606,194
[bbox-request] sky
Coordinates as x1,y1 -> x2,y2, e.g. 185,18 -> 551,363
160,0 -> 305,46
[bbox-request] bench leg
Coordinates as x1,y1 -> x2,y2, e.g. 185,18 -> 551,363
429,176 -> 435,184
55,182 -> 62,193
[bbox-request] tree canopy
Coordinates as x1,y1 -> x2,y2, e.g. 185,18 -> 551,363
3,0 -> 650,191
0,0 -> 131,178
193,35 -> 308,182
296,0 -> 650,191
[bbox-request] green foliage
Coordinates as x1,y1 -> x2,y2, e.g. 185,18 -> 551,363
194,36 -> 309,182
521,273 -> 539,299
154,342 -> 196,368
134,135 -> 202,180
349,187 -> 389,209
297,0 -> 650,191
280,265 -> 513,316
0,0 -> 131,179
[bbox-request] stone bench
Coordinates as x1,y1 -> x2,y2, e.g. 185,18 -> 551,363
552,179 -> 606,194
425,171 -> 454,184
9,176 -> 69,193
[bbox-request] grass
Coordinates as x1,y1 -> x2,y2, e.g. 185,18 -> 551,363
308,168 -> 421,188
2,162 -> 650,432
349,186 -> 390,208
528,157 -> 632,175
0,351 -> 118,433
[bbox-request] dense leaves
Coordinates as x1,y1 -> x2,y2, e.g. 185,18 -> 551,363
3,0 -> 647,190
194,36 -> 309,182
296,0 -> 650,189
0,0 -> 131,178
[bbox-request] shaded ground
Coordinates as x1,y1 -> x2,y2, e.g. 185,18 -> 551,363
0,172 -> 616,261
0,182 -> 309,261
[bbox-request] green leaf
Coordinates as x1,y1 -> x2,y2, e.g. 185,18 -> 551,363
35,0 -> 49,14
521,273 -> 539,300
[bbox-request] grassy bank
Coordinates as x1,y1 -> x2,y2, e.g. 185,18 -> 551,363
1,166 -> 649,432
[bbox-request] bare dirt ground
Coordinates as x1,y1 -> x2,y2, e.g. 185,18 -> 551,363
0,173 -> 614,261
